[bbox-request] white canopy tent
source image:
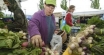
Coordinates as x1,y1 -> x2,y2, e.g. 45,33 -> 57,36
73,8 -> 104,16
54,8 -> 104,17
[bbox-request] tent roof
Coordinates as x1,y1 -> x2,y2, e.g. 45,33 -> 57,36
73,8 -> 104,16
54,8 -> 104,17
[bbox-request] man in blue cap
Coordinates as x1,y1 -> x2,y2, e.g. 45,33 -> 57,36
28,0 -> 56,47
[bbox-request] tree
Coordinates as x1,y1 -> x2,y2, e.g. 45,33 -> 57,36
39,0 -> 44,10
0,12 -> 4,18
0,7 -> 4,18
60,0 -> 68,11
90,0 -> 100,9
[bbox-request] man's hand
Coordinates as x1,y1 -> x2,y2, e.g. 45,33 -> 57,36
31,35 -> 43,47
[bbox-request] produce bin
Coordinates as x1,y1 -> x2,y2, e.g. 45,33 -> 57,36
57,31 -> 67,43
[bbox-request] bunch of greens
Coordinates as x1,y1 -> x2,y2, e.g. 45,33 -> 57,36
86,28 -> 104,55
89,35 -> 104,55
88,16 -> 104,28
0,29 -> 42,55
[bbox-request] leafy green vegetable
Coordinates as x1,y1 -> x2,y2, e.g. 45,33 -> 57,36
12,43 -> 20,48
6,39 -> 13,48
0,29 -> 42,55
88,16 -> 104,28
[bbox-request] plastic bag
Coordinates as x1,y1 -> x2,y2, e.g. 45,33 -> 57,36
50,34 -> 62,53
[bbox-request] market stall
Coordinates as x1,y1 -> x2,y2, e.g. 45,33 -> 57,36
1,17 -> 104,55
1,0 -> 104,55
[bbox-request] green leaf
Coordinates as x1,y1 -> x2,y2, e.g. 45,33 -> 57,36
30,47 -> 42,55
14,34 -> 21,43
9,31 -> 15,36
13,49 -> 28,54
7,53 -> 14,55
0,40 -> 7,48
6,39 -> 13,48
7,36 -> 15,40
0,36 -> 6,39
0,29 -> 8,34
12,43 -> 20,48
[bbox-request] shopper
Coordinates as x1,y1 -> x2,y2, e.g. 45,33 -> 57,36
65,5 -> 75,27
62,5 -> 75,52
28,0 -> 56,47
3,0 -> 28,32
